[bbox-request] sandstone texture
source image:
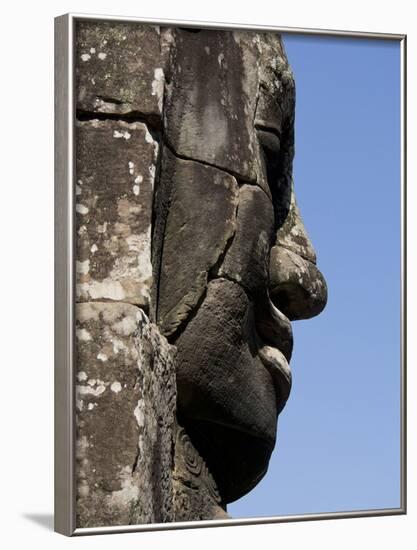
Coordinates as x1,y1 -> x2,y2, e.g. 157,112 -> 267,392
76,119 -> 157,309
269,246 -> 328,320
75,302 -> 176,527
164,29 -> 260,181
173,425 -> 229,521
76,21 -> 164,122
275,183 -> 317,263
156,149 -> 238,337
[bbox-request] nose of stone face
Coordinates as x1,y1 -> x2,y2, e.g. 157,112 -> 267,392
269,185 -> 328,320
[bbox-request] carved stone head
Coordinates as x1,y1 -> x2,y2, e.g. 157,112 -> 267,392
153,29 -> 328,503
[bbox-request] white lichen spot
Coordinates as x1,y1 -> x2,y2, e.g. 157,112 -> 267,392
110,381 -> 122,393
112,315 -> 137,336
128,161 -> 135,175
109,466 -> 139,507
218,53 -> 224,66
76,435 -> 89,459
77,381 -> 106,397
81,53 -> 91,62
90,243 -> 98,254
76,204 -> 89,215
145,128 -> 154,144
133,185 -> 140,196
149,165 -> 156,188
78,179 -> 83,186
87,402 -> 97,411
76,328 -> 92,341
90,47 -> 96,54
204,46 -> 210,55
134,400 -> 145,428
151,67 -> 164,112
76,259 -> 90,275
112,338 -> 127,355
87,378 -> 96,387
87,280 -> 126,301
135,174 -> 143,184
113,129 -> 131,140
78,225 -> 87,236
98,52 -> 107,60
75,184 -> 82,196
97,222 -> 108,234
78,482 -> 90,498
77,371 -> 88,382
97,352 -> 108,362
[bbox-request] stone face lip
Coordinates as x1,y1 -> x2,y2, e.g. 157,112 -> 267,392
164,29 -> 260,182
269,246 -> 328,320
156,150 -> 238,338
258,345 -> 292,414
76,21 -> 164,121
75,302 -> 176,527
254,289 -> 293,362
76,119 -> 157,309
175,278 -> 278,503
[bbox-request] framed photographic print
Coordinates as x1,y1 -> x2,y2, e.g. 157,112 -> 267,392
54,13 -> 406,536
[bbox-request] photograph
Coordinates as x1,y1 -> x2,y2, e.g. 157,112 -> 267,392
55,14 -> 404,534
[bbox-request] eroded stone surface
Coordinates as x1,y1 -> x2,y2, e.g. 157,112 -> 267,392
269,246 -> 328,320
76,119 -> 157,309
164,29 -> 260,181
75,302 -> 176,527
173,424 -> 229,521
255,32 -> 295,134
76,21 -> 164,121
275,183 -> 317,263
156,150 -> 238,337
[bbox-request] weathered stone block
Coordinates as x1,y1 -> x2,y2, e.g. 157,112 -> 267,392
75,302 -> 176,527
76,21 -> 164,121
156,150 -> 238,337
164,29 -> 260,181
76,119 -> 157,309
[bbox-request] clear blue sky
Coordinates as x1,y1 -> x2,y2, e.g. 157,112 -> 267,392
229,33 -> 401,518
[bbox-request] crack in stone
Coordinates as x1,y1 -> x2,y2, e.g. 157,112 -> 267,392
162,138 -> 255,185
76,109 -> 163,134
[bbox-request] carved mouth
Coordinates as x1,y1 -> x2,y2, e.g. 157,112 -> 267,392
254,293 -> 293,414
258,344 -> 292,414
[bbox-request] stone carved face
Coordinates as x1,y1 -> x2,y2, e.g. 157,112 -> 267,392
154,29 -> 328,503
